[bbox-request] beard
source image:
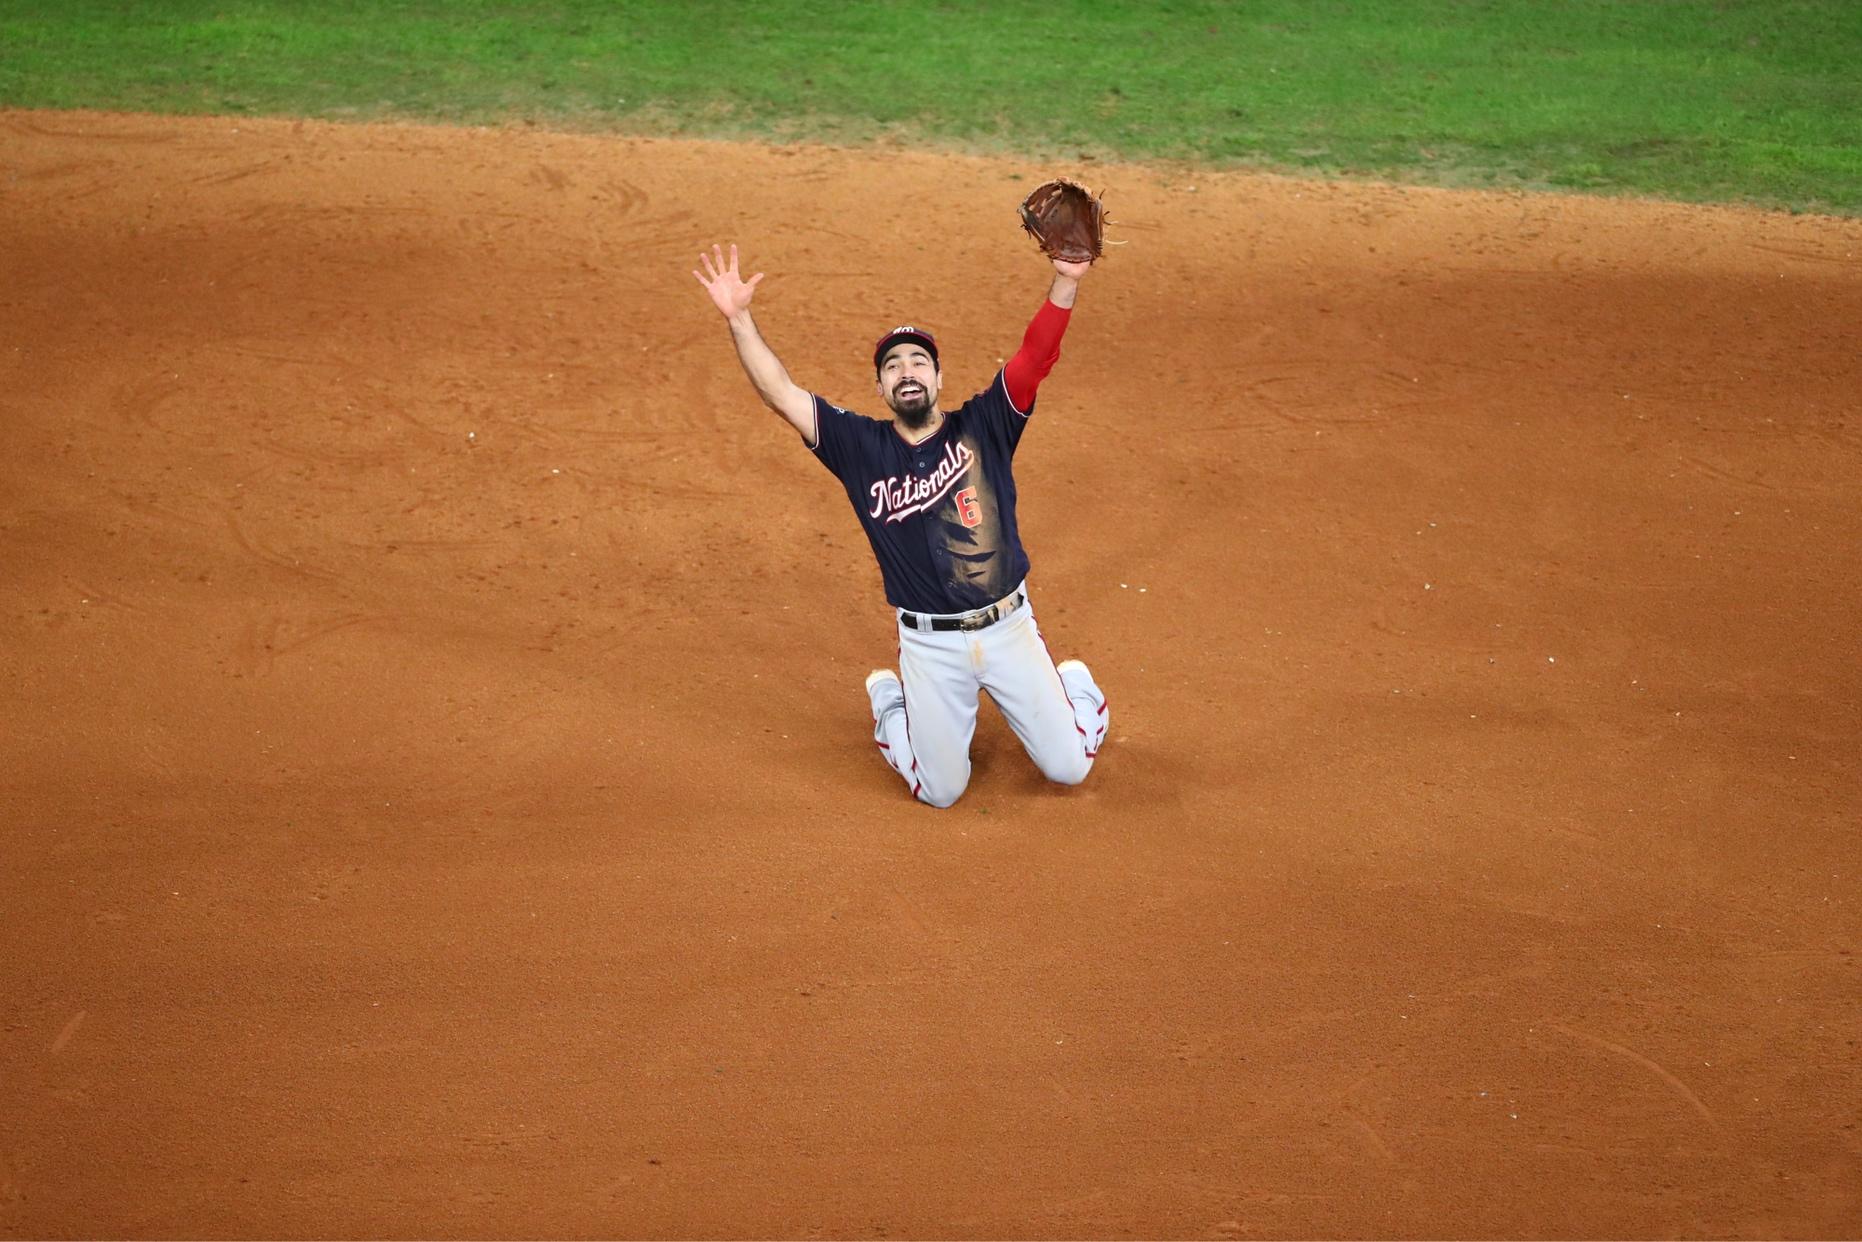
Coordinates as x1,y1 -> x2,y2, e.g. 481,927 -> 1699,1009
887,382 -> 935,427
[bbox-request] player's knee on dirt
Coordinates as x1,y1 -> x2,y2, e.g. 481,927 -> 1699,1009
916,764 -> 971,809
1036,749 -> 1093,788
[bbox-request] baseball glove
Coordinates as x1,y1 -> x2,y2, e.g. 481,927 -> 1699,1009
1017,177 -> 1106,264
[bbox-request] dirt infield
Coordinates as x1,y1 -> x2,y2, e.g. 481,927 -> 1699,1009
2,110 -> 1858,1239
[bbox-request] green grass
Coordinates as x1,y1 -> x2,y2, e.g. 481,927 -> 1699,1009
3,1 -> 1860,213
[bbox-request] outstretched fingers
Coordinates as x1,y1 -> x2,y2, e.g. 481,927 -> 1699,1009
693,243 -> 764,306
731,245 -> 766,288
695,243 -> 746,278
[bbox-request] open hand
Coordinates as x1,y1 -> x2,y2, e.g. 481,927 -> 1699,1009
693,243 -> 764,317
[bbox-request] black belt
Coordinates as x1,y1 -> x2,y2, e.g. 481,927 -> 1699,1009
900,588 -> 1026,633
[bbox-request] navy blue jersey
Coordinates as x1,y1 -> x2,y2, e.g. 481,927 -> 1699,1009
810,372 -> 1033,614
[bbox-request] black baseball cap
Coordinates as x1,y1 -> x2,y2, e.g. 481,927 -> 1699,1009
873,325 -> 939,374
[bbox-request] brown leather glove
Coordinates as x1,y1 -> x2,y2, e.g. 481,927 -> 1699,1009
1017,178 -> 1107,264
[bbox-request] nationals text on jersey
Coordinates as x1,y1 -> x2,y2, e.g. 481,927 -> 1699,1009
868,440 -> 975,523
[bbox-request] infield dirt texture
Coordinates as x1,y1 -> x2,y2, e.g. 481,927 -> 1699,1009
2,110 -> 1859,1238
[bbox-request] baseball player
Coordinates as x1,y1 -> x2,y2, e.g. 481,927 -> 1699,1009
693,242 -> 1108,808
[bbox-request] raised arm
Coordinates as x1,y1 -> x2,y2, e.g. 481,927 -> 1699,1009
693,243 -> 816,440
1004,256 -> 1091,410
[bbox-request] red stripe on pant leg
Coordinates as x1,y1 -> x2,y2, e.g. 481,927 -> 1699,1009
900,636 -> 933,802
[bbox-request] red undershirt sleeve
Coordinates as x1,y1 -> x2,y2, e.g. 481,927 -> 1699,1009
1002,298 -> 1072,412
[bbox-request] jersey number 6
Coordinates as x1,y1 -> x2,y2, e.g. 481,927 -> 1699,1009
954,486 -> 982,529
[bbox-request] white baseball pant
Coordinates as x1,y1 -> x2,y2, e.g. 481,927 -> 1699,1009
867,585 -> 1108,807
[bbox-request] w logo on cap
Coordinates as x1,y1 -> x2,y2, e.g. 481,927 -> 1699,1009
873,325 -> 940,372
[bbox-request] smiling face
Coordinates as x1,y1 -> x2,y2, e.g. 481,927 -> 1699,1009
876,343 -> 942,429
